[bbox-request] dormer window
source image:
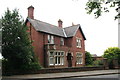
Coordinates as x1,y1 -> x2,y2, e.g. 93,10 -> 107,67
48,35 -> 54,44
60,38 -> 64,46
76,38 -> 82,48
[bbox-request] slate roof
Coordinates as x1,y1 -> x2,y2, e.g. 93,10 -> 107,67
26,18 -> 86,40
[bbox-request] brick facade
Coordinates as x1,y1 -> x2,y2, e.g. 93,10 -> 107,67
26,6 -> 86,68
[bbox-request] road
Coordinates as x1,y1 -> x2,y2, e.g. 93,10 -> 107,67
2,74 -> 120,80
45,74 -> 120,80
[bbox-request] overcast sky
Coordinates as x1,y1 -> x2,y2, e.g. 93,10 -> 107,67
0,0 -> 118,57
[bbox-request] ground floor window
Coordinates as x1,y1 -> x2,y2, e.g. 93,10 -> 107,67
76,52 -> 83,64
49,51 -> 54,65
49,51 -> 64,66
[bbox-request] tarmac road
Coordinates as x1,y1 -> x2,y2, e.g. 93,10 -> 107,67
2,69 -> 119,80
43,74 -> 120,80
2,74 -> 119,80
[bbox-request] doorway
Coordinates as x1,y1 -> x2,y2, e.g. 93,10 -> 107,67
67,53 -> 72,67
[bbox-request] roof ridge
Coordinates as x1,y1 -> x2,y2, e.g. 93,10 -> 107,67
64,24 -> 79,29
29,18 -> 64,29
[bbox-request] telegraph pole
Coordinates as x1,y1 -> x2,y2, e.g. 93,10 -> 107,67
118,6 -> 120,48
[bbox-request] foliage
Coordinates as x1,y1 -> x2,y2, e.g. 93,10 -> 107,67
86,0 -> 120,19
85,51 -> 93,65
103,47 -> 120,65
93,60 -> 103,66
1,9 -> 41,74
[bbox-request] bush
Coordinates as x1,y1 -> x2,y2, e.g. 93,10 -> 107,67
93,60 -> 103,66
85,51 -> 93,65
103,47 -> 120,68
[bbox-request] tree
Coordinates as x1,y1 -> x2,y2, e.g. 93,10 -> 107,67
2,9 -> 41,74
103,47 -> 120,65
85,0 -> 120,19
85,51 -> 93,65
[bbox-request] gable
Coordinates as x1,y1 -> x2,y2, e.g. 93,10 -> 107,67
64,24 -> 86,40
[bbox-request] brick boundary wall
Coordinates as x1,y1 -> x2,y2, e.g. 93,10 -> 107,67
36,66 -> 104,74
3,66 -> 105,75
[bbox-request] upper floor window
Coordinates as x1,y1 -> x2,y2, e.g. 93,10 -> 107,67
76,52 -> 83,64
48,35 -> 54,44
76,38 -> 82,48
60,38 -> 64,46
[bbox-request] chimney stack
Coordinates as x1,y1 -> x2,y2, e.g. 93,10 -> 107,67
72,22 -> 75,26
28,5 -> 34,19
58,19 -> 63,28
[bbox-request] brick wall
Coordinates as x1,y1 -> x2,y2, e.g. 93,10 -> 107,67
4,66 -> 104,75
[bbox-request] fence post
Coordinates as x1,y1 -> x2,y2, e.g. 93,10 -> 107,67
112,59 -> 119,69
103,58 -> 109,69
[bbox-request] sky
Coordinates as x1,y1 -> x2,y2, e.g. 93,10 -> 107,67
0,0 -> 118,57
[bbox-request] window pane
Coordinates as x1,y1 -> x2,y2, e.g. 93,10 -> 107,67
49,57 -> 54,65
58,52 -> 60,55
55,57 -> 57,64
76,58 -> 79,64
60,38 -> 64,45
79,58 -> 82,64
58,57 -> 60,64
50,52 -> 54,56
61,52 -> 63,55
61,57 -> 64,65
48,35 -> 50,43
51,36 -> 54,44
55,52 -> 57,55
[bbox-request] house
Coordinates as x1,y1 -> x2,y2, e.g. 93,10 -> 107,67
25,6 -> 86,68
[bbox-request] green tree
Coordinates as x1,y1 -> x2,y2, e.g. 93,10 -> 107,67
85,51 -> 93,65
103,47 -> 120,65
85,0 -> 120,19
2,9 -> 41,74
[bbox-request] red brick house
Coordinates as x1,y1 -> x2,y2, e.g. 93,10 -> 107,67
25,6 -> 86,68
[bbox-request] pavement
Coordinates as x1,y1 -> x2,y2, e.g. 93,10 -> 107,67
2,69 -> 120,80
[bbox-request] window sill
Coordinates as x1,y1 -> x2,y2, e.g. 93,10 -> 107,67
76,63 -> 82,65
76,46 -> 81,48
49,64 -> 64,66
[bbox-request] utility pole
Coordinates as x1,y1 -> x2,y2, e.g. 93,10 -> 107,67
118,6 -> 120,48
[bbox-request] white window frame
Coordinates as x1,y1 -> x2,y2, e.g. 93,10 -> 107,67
76,38 -> 82,48
48,35 -> 54,44
49,51 -> 54,66
60,38 -> 64,46
48,51 -> 64,66
76,52 -> 83,64
55,51 -> 64,65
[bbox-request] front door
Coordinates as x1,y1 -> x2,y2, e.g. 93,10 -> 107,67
67,53 -> 72,67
